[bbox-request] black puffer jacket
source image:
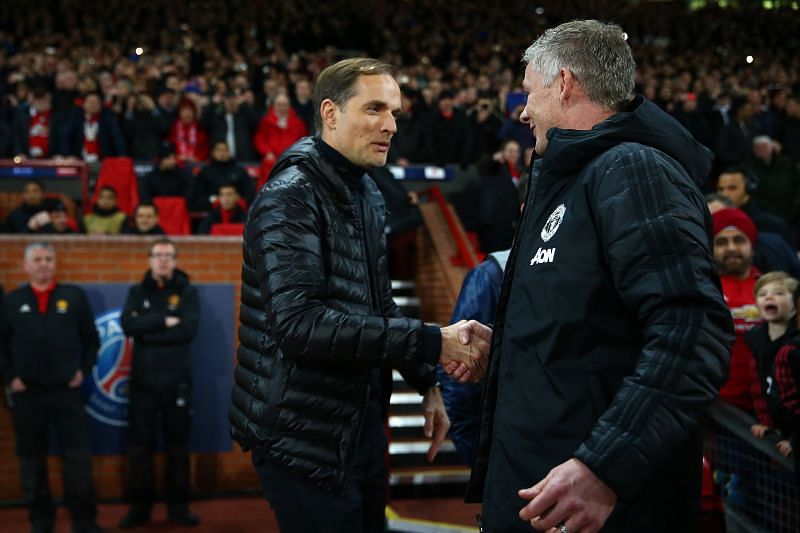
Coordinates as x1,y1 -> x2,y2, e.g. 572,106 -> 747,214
230,137 -> 435,494
466,96 -> 735,531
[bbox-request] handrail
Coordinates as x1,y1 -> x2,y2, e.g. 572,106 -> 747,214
421,186 -> 479,270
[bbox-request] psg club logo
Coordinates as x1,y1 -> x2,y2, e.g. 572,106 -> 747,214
85,309 -> 133,426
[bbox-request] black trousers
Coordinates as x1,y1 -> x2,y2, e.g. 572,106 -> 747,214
253,412 -> 388,533
11,386 -> 97,529
126,380 -> 191,510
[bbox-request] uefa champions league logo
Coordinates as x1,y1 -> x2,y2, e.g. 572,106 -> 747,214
85,309 -> 132,427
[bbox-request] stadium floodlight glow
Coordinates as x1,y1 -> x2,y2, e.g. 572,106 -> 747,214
135,47 -> 144,56
746,55 -> 754,64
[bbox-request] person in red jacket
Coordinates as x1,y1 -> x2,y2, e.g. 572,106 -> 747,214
254,93 -> 308,188
169,98 -> 208,164
713,207 -> 762,412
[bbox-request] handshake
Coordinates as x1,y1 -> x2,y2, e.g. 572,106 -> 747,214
439,320 -> 493,383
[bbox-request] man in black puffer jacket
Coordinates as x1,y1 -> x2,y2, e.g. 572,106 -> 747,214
119,238 -> 200,529
229,58 -> 490,533
465,21 -> 735,532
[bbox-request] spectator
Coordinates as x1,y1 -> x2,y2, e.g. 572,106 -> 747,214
122,92 -> 169,161
254,93 -> 308,184
781,94 -> 800,163
169,98 -> 208,164
425,90 -> 471,167
196,184 -> 247,234
83,186 -> 128,235
476,139 -> 522,253
713,207 -> 762,412
11,85 -> 59,159
388,86 -> 428,165
743,135 -> 800,225
60,92 -> 126,162
122,203 -> 166,236
716,96 -> 757,169
119,238 -> 200,528
673,92 -> 714,150
192,140 -> 255,211
773,287 -> 800,470
469,95 -> 504,163
707,193 -> 800,278
27,199 -> 80,234
744,271 -> 797,452
717,167 -> 794,245
291,78 -> 314,131
4,180 -> 48,233
201,90 -> 258,162
138,142 -> 193,204
0,242 -> 104,533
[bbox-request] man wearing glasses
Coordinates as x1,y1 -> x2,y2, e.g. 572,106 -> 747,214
119,238 -> 200,528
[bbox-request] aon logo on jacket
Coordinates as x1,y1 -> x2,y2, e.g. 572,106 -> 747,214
530,247 -> 556,265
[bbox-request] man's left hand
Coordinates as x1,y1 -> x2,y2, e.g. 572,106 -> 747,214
518,458 -> 617,533
422,386 -> 450,463
68,370 -> 84,388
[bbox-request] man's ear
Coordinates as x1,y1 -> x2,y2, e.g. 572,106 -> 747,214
320,99 -> 337,130
559,68 -> 576,103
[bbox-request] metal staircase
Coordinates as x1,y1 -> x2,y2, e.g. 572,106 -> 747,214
389,280 -> 470,499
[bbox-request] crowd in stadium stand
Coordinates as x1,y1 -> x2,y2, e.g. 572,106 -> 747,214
0,0 -> 798,237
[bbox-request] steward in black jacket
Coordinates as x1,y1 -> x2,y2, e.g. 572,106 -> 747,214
119,251 -> 200,527
468,21 -> 734,532
0,283 -> 98,384
121,268 -> 199,388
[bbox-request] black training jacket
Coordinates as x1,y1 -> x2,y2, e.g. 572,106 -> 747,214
466,96 -> 735,531
229,137 -> 435,494
120,269 -> 199,387
0,283 -> 99,385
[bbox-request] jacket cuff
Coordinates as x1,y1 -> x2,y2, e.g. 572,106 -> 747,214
573,437 -> 646,503
421,325 -> 442,366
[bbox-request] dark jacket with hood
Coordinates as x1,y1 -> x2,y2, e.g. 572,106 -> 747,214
229,137 -> 439,494
466,96 -> 734,531
120,269 -> 199,387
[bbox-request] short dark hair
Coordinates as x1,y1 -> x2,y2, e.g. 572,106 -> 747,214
149,237 -> 176,256
99,185 -> 117,196
25,180 -> 45,191
136,202 -> 158,215
312,58 -> 394,133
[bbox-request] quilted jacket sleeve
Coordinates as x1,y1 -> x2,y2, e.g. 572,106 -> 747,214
573,145 -> 735,502
246,172 -> 429,368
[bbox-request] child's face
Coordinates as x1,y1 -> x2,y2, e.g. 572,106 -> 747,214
756,281 -> 795,323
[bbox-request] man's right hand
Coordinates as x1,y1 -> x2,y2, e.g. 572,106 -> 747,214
439,320 -> 492,383
10,377 -> 26,393
165,316 -> 181,328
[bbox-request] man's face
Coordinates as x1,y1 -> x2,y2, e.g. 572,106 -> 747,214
273,95 -> 290,118
50,211 -> 69,232
32,94 -> 51,113
83,95 -> 101,115
149,243 -> 176,279
520,64 -> 560,156
212,143 -> 230,162
135,207 -> 159,232
179,105 -> 195,123
323,74 -> 401,169
223,95 -> 239,114
97,189 -> 117,210
218,187 -> 239,211
713,228 -> 753,278
160,154 -> 177,170
753,140 -> 773,162
717,173 -> 749,207
23,183 -> 44,206
502,141 -> 520,164
24,247 -> 56,285
296,80 -> 312,100
756,281 -> 794,324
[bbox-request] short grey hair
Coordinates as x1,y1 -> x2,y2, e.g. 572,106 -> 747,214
522,20 -> 635,109
24,241 -> 55,261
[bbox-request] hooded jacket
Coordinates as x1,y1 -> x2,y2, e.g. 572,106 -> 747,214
466,96 -> 734,531
120,269 -> 199,387
229,137 -> 437,494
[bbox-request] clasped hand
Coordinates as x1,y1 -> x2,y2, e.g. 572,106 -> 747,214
439,319 -> 492,383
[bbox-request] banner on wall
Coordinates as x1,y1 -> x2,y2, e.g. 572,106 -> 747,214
81,283 -> 235,455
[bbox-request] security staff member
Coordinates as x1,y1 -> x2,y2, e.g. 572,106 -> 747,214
119,238 -> 200,528
0,242 -> 104,533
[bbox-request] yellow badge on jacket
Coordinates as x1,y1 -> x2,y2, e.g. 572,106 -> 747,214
55,299 -> 69,313
168,294 -> 181,310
